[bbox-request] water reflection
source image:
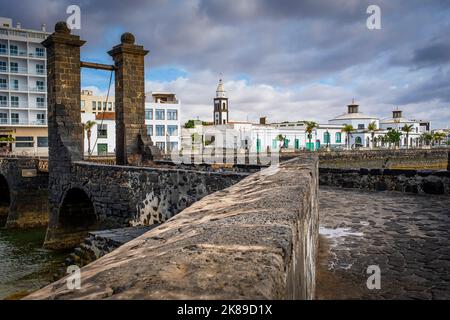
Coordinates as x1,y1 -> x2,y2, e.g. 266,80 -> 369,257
0,225 -> 68,299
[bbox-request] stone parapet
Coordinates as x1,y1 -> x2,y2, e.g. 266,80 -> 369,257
320,167 -> 450,195
26,155 -> 319,300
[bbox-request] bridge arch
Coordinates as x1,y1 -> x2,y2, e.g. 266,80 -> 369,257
0,174 -> 10,225
58,187 -> 98,233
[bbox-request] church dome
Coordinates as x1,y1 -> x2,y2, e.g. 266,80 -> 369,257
216,79 -> 226,98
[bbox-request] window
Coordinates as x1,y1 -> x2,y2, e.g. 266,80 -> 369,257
167,125 -> 178,136
0,78 -> 6,89
0,112 -> 7,124
156,125 -> 165,136
36,80 -> 44,91
97,124 -> 107,138
324,132 -> 330,144
146,125 -> 153,136
35,48 -> 45,57
37,113 -> 45,124
0,95 -> 6,106
108,102 -> 112,111
102,102 -> 106,110
167,109 -> 178,120
36,64 -> 44,74
0,61 -> 6,72
355,136 -> 362,145
272,139 -> 277,149
169,142 -> 178,151
0,44 -> 6,54
335,132 -> 342,143
358,124 -> 364,130
145,109 -> 153,120
11,79 -> 18,90
155,142 -> 165,151
10,62 -> 18,73
15,136 -> 33,148
92,101 -> 96,111
81,100 -> 85,108
37,137 -> 48,147
10,45 -> 18,56
36,97 -> 45,108
10,96 -> 19,107
155,109 -> 165,120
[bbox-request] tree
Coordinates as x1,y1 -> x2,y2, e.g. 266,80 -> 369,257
0,136 -> 14,153
386,129 -> 402,149
368,121 -> 377,149
420,132 -> 433,147
83,120 -> 96,155
304,121 -> 318,151
184,120 -> 196,129
433,132 -> 447,146
276,134 -> 286,151
341,124 -> 354,150
401,124 -> 414,149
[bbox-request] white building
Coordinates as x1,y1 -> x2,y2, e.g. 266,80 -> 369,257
145,92 -> 181,153
81,112 -> 116,156
0,17 -> 50,156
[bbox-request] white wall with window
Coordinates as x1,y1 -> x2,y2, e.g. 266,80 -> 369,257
81,113 -> 116,156
145,92 -> 181,154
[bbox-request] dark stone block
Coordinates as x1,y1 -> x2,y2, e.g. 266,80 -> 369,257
422,180 -> 445,194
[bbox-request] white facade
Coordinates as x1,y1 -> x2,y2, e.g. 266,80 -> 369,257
145,92 -> 181,153
0,17 -> 49,128
81,113 -> 116,156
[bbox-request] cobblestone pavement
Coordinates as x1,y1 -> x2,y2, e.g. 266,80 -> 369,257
316,187 -> 450,300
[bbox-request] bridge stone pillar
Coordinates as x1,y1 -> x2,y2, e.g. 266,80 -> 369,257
42,22 -> 86,248
108,32 -> 159,165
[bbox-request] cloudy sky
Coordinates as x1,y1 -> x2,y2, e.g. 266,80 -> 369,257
1,0 -> 450,128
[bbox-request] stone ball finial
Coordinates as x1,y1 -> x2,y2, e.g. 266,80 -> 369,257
121,32 -> 135,44
55,21 -> 71,34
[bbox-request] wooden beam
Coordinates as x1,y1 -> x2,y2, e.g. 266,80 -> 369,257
80,61 -> 116,71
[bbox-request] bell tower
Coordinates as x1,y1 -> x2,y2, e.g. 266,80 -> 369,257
213,79 -> 229,125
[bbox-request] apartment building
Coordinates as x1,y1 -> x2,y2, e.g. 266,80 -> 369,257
0,17 -> 50,156
81,89 -> 115,115
145,92 -> 181,153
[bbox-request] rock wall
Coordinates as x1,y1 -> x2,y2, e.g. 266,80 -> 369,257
44,161 -> 249,249
26,156 -> 319,300
0,158 -> 49,228
320,167 -> 450,195
318,149 -> 449,170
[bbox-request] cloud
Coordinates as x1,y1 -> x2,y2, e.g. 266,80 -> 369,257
1,0 -> 449,128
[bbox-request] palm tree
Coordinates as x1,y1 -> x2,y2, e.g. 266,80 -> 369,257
368,121 -> 377,149
386,129 -> 402,149
401,124 -> 414,149
420,132 -> 433,147
0,136 -> 14,153
276,134 -> 286,151
341,124 -> 354,150
433,132 -> 447,146
304,121 -> 317,151
83,120 -> 96,155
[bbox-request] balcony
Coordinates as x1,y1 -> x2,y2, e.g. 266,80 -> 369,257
30,119 -> 47,126
9,67 -> 28,74
29,86 -> 46,93
10,50 -> 28,58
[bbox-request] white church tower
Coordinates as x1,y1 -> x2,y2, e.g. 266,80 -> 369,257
213,79 -> 229,125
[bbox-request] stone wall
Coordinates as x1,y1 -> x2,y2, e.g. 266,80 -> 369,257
318,149 -> 449,170
320,167 -> 450,195
26,156 -> 319,300
0,158 -> 49,228
44,161 -> 249,249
